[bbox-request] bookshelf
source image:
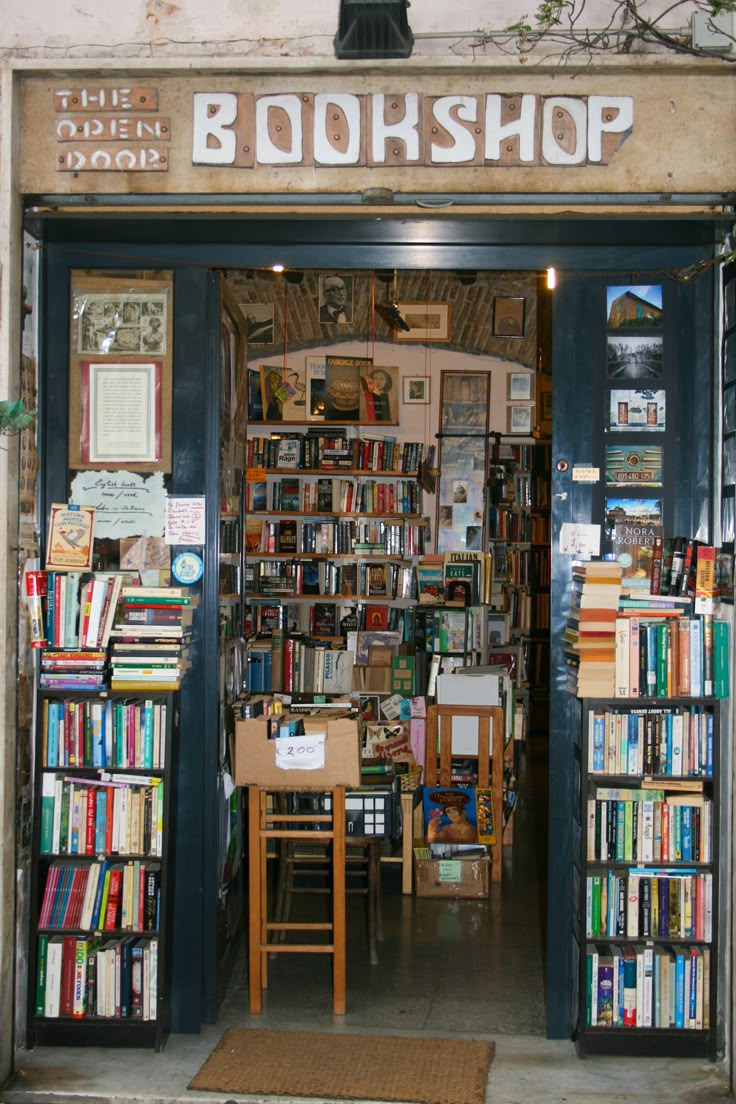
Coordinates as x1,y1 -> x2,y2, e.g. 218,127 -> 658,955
575,697 -> 718,1058
28,689 -> 176,1050
243,426 -> 427,695
487,435 -> 551,710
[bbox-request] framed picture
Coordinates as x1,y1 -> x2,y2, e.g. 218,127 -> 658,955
319,273 -> 354,325
507,404 -> 534,434
493,297 -> 526,338
440,370 -> 490,436
394,302 -> 451,343
244,303 -> 275,345
403,375 -> 431,404
508,372 -> 533,401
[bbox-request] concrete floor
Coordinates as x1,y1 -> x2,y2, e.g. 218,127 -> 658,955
3,734 -> 732,1104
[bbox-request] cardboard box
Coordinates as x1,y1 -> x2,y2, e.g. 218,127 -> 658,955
414,857 -> 490,899
234,714 -> 361,788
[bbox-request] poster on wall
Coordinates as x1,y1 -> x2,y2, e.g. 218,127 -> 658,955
437,436 -> 487,554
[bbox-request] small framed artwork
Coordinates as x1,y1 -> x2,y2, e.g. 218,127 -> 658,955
394,302 -> 451,343
403,375 -> 431,404
319,273 -> 354,325
507,372 -> 533,401
507,404 -> 534,434
493,297 -> 526,338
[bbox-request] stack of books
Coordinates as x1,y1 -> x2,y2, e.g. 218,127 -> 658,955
563,561 -> 623,697
108,586 -> 195,691
38,648 -> 108,691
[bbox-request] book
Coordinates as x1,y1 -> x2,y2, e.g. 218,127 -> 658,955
423,786 -> 478,845
46,503 -> 95,571
324,355 -> 369,421
322,649 -> 354,695
612,521 -> 663,593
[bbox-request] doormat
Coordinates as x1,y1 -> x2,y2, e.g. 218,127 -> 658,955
188,1027 -> 494,1104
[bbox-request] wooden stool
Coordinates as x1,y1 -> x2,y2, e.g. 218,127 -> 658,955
247,783 -> 346,1014
275,832 -> 383,965
425,704 -> 505,883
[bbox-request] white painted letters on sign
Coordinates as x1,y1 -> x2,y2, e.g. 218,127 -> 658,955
191,90 -> 633,170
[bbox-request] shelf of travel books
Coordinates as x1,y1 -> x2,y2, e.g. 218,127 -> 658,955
28,690 -> 176,1050
575,696 -> 719,1059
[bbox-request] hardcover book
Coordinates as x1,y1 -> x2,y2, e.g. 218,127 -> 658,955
612,521 -> 663,592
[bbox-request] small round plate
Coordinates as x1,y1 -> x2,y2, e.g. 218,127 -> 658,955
171,551 -> 204,585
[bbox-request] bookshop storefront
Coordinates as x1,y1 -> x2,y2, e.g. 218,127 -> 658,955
2,58 -> 735,1072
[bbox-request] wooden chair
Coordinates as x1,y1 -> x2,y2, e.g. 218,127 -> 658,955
424,703 -> 505,883
247,783 -> 346,1014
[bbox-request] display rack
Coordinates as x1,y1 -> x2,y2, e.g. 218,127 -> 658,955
575,697 -> 718,1058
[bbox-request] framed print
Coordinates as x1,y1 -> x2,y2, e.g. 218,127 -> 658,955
606,284 -> 663,329
69,272 -> 173,471
493,297 -> 525,338
403,375 -> 430,405
394,302 -> 451,343
319,273 -> 354,325
80,360 -> 163,464
508,372 -> 533,401
608,388 -> 666,431
606,334 -> 663,380
507,404 -> 534,434
440,370 -> 490,435
245,303 -> 274,345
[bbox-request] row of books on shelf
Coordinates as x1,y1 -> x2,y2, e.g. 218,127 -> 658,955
246,559 -> 415,600
588,705 -> 714,778
416,552 -> 491,607
41,697 -> 169,770
585,870 -> 713,941
586,791 -> 712,865
246,641 -> 355,695
584,943 -> 710,1031
219,514 -> 241,553
245,516 -> 427,557
36,931 -> 158,1022
34,579 -> 197,653
489,469 -> 550,510
245,432 -> 424,473
565,560 -> 729,698
487,507 -> 550,543
40,775 -> 165,858
246,475 -> 423,516
39,858 -> 161,933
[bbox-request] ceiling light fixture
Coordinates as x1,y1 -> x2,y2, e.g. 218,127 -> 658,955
546,267 -> 557,290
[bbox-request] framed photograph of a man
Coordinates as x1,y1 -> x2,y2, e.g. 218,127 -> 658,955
319,273 -> 354,325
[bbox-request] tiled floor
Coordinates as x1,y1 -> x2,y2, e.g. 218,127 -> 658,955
4,733 -> 731,1103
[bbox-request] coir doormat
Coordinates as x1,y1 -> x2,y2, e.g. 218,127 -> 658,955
188,1027 -> 494,1104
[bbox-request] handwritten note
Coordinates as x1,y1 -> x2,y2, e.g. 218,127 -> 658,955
71,470 -> 166,539
275,734 -> 326,771
165,496 -> 206,545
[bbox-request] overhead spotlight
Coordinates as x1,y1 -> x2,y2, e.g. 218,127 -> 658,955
375,299 -> 411,331
546,267 -> 557,290
272,264 -> 285,273
284,270 -> 304,285
456,271 -> 477,286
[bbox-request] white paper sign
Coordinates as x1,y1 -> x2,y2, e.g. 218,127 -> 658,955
165,496 -> 206,545
559,522 -> 601,557
70,470 -> 166,538
275,733 -> 326,771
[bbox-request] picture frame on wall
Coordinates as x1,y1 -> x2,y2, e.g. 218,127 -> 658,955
394,302 -> 451,343
402,375 -> 431,404
508,372 -> 533,401
440,370 -> 491,435
507,404 -> 534,434
493,297 -> 526,338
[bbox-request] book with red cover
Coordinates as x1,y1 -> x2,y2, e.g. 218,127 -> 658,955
59,933 -> 78,1016
104,865 -> 123,930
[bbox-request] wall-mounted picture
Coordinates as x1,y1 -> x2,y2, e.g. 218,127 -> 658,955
245,303 -> 275,345
440,370 -> 490,435
436,430 -> 488,554
507,404 -> 534,434
403,375 -> 431,404
319,273 -> 354,325
493,297 -> 525,338
508,372 -> 533,400
605,495 -> 663,540
605,445 -> 663,486
607,334 -> 663,379
394,302 -> 451,343
608,389 -> 666,431
359,364 -> 399,423
606,284 -> 663,329
78,291 -> 169,356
